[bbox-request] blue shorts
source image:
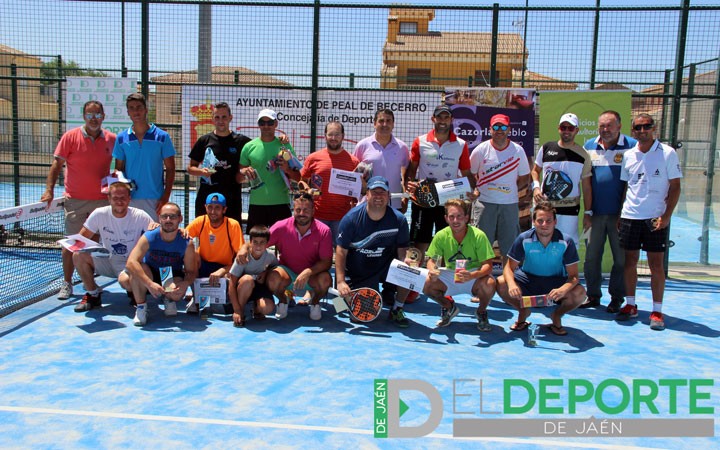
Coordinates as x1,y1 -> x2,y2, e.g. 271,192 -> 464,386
513,268 -> 567,297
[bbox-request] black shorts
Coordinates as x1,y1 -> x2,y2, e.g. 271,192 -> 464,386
149,266 -> 185,283
513,269 -> 567,297
410,203 -> 447,244
248,280 -> 274,303
246,204 -> 291,232
618,218 -> 668,253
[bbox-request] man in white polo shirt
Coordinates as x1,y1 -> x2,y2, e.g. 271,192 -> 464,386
616,114 -> 682,331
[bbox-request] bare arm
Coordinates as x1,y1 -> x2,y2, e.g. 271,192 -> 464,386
125,236 -> 156,292
335,247 -> 350,296
503,257 -> 522,299
582,176 -> 593,230
160,155 -> 176,208
659,178 -> 681,229
41,158 -> 64,204
548,263 -> 580,301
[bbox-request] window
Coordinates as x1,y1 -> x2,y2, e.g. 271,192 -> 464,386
399,22 -> 418,34
407,68 -> 431,85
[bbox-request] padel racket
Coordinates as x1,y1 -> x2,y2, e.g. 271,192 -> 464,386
520,295 -> 555,308
409,179 -> 439,208
328,287 -> 382,322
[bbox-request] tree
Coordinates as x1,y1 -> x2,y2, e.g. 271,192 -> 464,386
41,59 -> 106,84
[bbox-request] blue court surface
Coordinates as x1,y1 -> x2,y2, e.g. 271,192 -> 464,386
0,274 -> 718,449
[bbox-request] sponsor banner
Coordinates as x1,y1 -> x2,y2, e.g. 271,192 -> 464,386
65,77 -> 134,135
0,198 -> 64,226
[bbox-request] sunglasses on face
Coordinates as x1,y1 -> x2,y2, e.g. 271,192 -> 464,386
492,124 -> 509,131
633,123 -> 654,131
559,125 -> 576,132
84,113 -> 104,120
258,119 -> 275,126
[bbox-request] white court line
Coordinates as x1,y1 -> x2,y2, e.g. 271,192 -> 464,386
0,405 -> 664,449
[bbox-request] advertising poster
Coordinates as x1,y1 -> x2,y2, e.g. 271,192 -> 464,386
65,77 -> 135,134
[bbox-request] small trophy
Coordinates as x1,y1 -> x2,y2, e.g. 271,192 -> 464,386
528,323 -> 538,347
406,247 -> 421,267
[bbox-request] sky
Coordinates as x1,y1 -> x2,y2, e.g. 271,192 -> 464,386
1,0 -> 719,91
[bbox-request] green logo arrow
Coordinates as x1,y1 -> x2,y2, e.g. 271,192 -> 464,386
399,398 -> 409,417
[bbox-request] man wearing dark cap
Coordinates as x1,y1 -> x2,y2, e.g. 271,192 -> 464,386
404,105 -> 475,276
469,114 -> 530,265
336,176 -> 412,327
186,192 -> 244,313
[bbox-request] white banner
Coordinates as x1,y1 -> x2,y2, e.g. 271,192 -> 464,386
0,198 -> 64,226
65,77 -> 135,135
181,86 -> 438,166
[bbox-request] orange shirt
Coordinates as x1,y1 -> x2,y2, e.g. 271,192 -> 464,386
186,215 -> 244,266
54,127 -> 115,200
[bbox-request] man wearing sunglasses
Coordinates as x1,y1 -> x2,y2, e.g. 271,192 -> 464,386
469,113 -> 530,266
126,203 -> 196,327
580,111 -> 637,312
240,109 -> 301,232
531,113 -> 592,245
41,100 -> 116,300
616,114 -> 682,331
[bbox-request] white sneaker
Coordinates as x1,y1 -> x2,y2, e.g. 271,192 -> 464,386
133,305 -> 147,326
58,281 -> 73,300
275,302 -> 288,319
309,304 -> 322,321
163,298 -> 177,316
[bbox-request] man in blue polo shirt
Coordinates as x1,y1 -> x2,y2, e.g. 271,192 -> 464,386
497,201 -> 586,336
113,93 -> 176,220
580,111 -> 637,312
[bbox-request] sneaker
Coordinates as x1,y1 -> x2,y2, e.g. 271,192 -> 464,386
163,298 -> 177,317
649,311 -> 665,331
58,281 -> 73,300
186,298 -> 199,315
476,309 -> 491,332
74,292 -> 101,312
578,296 -> 600,309
133,305 -> 147,326
616,304 -> 638,321
309,304 -> 322,321
436,302 -> 459,328
389,307 -> 409,328
276,302 -> 289,319
606,297 -> 624,313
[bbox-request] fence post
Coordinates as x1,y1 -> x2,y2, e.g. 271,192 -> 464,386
700,60 -> 720,265
589,0 -> 600,89
141,0 -> 149,98
10,65 -> 20,207
309,0 -> 321,154
490,3 -> 499,87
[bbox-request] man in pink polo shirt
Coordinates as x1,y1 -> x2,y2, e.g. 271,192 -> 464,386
266,192 -> 333,321
41,100 -> 115,300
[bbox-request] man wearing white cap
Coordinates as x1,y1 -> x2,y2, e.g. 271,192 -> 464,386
531,113 -> 592,245
239,109 -> 301,231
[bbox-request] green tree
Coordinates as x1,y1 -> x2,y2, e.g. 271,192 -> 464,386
41,59 -> 106,84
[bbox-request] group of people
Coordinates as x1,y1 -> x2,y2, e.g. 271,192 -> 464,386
44,94 -> 682,332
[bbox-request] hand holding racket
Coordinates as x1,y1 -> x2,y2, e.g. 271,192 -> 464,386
328,287 -> 382,323
408,179 -> 439,208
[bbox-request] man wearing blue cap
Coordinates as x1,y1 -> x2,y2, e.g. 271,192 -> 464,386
186,192 -> 245,313
336,176 -> 412,327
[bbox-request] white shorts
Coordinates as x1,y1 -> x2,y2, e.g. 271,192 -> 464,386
93,256 -> 127,279
436,269 -> 477,297
555,214 -> 579,245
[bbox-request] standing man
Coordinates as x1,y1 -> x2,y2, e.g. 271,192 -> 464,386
265,193 -> 333,321
239,109 -> 300,231
113,93 -> 176,220
335,176 -> 411,327
616,114 -> 682,331
301,121 -> 359,243
185,193 -> 244,314
126,203 -> 196,326
422,199 -> 496,330
580,111 -> 637,312
497,201 -> 586,336
72,182 -> 154,312
187,102 -> 250,223
531,113 -> 592,245
41,100 -> 115,299
405,104 -> 475,266
353,109 -> 410,211
469,113 -> 530,264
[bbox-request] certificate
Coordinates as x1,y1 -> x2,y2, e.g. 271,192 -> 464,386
193,277 -> 228,305
328,168 -> 362,198
435,177 -> 471,204
385,259 -> 428,292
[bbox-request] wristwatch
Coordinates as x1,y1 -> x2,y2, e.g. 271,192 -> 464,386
584,210 -> 593,216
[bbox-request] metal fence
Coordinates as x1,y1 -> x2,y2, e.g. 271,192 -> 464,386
1,0 -> 719,264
